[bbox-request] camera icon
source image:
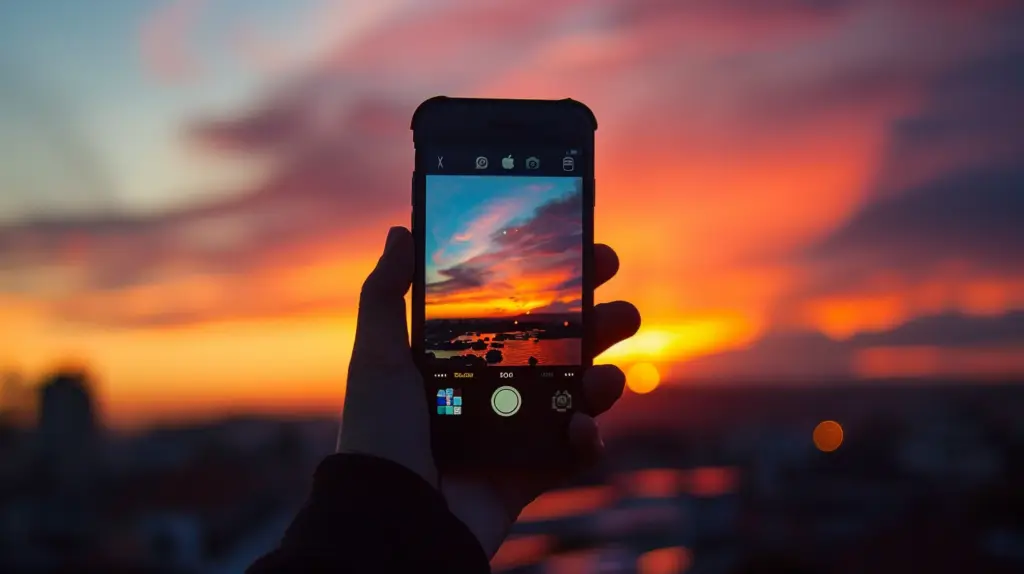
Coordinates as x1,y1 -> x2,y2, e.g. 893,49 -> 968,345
551,390 -> 572,412
475,156 -> 488,169
525,156 -> 540,170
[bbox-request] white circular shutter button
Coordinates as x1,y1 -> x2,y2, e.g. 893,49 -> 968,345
491,386 -> 521,417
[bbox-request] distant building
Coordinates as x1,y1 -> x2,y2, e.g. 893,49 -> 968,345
21,370 -> 105,567
37,369 -> 100,485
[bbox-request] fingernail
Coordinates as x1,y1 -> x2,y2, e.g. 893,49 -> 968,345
383,226 -> 402,255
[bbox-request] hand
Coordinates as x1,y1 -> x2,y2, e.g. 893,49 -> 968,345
337,226 -> 641,556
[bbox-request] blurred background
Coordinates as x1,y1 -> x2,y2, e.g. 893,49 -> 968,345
1,0 -> 1023,572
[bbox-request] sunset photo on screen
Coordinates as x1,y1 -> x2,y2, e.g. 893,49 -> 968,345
424,175 -> 583,367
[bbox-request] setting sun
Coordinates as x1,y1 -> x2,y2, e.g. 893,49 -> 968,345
626,362 -> 661,394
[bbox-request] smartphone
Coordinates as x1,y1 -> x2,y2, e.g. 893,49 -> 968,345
411,97 -> 597,470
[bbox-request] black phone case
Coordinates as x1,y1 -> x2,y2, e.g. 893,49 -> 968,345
411,96 -> 597,471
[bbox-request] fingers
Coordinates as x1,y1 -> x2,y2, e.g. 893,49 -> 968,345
591,246 -> 634,414
350,227 -> 414,369
594,244 -> 619,288
581,364 -> 626,417
568,413 -> 604,467
362,226 -> 414,299
568,365 -> 626,472
593,300 -> 641,357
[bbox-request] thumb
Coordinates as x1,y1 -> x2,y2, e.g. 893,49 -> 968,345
350,226 -> 414,370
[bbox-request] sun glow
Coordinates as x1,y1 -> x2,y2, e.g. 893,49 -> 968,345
626,362 -> 661,394
598,318 -> 761,364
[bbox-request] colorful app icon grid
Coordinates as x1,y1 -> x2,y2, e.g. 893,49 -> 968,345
436,388 -> 462,415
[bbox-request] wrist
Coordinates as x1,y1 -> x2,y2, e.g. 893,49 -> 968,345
441,478 -> 514,558
336,419 -> 439,488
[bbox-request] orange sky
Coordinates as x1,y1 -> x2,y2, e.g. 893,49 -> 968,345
1,0 -> 1022,428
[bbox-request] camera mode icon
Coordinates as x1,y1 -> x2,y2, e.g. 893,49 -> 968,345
551,390 -> 572,413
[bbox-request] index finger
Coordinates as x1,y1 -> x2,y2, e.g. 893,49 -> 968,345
595,244 -> 619,288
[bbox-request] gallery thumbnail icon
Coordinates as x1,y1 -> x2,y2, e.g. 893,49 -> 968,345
436,388 -> 463,415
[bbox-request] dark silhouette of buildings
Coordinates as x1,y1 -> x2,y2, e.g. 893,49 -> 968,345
37,369 -> 100,485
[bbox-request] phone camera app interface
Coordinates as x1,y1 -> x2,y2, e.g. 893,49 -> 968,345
424,175 -> 583,373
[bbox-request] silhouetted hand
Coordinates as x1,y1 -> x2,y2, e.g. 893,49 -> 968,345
337,226 -> 641,557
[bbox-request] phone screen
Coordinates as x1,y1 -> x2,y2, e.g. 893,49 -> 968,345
418,148 -> 586,424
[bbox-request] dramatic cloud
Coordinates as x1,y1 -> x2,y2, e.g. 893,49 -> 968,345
490,190 -> 584,257
778,8 -> 1024,341
808,35 -> 1024,275
0,93 -> 414,327
680,311 -> 1024,380
11,0 -> 991,323
427,187 -> 584,318
676,330 -> 855,382
809,167 -> 1024,272
427,266 -> 491,296
850,311 -> 1024,348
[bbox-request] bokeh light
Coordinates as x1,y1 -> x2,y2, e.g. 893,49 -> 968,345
490,535 -> 555,572
813,420 -> 844,452
637,545 -> 692,574
626,362 -> 661,394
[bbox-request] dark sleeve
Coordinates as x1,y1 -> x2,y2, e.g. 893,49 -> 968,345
247,453 -> 491,574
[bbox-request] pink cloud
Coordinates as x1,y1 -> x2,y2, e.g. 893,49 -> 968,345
139,0 -> 209,83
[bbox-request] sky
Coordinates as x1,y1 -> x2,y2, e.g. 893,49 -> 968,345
425,175 -> 583,320
0,0 -> 1022,428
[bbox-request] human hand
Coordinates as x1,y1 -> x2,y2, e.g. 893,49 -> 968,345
337,226 -> 641,556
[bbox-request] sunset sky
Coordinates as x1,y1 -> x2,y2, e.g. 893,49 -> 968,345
0,0 -> 1022,428
425,175 -> 583,320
